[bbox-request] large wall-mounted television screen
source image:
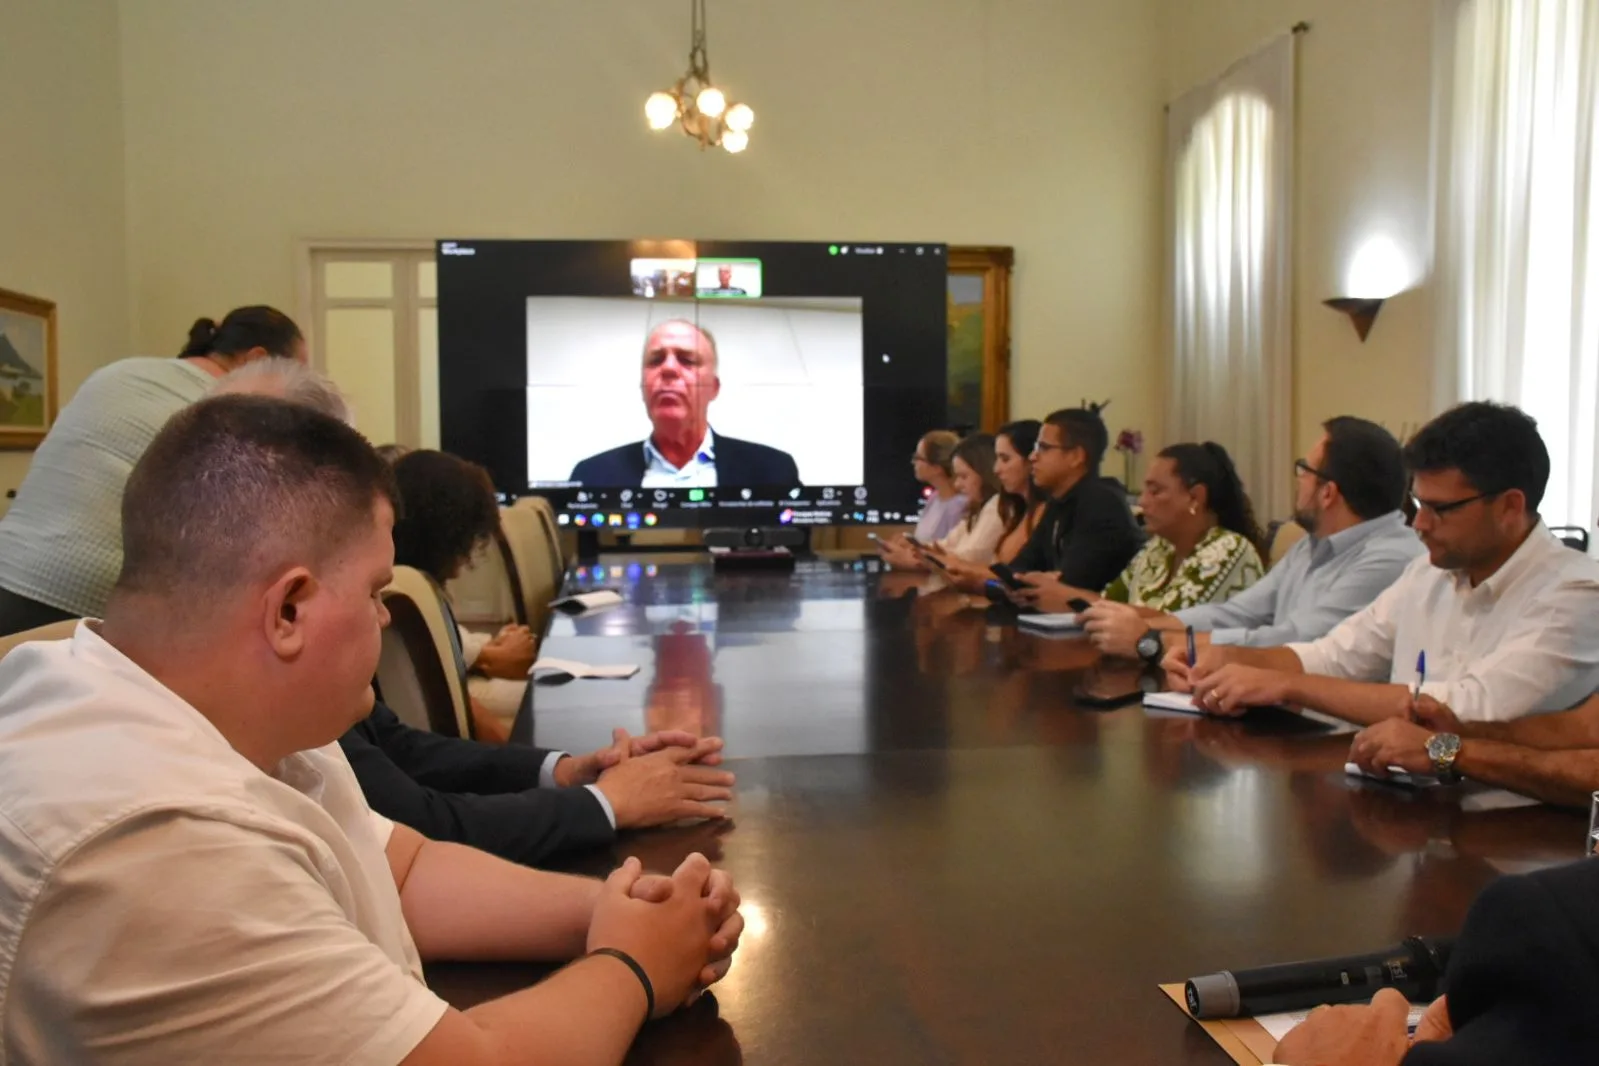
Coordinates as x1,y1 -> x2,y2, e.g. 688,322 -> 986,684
438,239 -> 948,529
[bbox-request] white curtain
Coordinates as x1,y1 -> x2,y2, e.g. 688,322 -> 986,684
1166,34 -> 1295,520
1435,0 -> 1599,533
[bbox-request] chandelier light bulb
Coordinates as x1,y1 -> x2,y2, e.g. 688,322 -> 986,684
645,92 -> 678,130
724,103 -> 755,132
696,86 -> 727,118
722,129 -> 749,154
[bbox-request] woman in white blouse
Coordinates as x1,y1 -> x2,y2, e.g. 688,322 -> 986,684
881,434 -> 1004,570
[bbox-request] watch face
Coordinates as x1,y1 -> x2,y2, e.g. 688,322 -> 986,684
1427,733 -> 1462,761
1137,634 -> 1162,660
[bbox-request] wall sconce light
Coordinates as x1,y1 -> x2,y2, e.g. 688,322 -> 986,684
1323,297 -> 1385,342
1327,234 -> 1414,343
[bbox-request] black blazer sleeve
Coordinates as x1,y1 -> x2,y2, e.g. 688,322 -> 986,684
1403,860 -> 1599,1066
360,703 -> 551,794
340,723 -> 615,866
1056,484 -> 1143,591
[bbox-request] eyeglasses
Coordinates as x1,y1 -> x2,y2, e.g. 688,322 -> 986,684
1295,458 -> 1330,480
1411,490 -> 1500,519
1031,441 -> 1069,456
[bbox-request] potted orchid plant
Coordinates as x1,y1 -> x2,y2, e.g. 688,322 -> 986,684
1115,428 -> 1144,494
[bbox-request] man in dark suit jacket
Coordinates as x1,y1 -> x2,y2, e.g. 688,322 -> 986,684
340,702 -> 734,866
1272,858 -> 1599,1065
567,318 -> 800,488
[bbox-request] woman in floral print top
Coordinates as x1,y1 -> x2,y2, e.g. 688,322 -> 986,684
1102,442 -> 1264,610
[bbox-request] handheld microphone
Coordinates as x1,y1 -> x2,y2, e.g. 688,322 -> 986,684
1184,936 -> 1453,1019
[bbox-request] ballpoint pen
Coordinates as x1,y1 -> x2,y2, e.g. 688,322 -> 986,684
1410,650 -> 1426,721
1186,626 -> 1197,671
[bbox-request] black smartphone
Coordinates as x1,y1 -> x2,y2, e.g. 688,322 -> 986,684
924,553 -> 951,572
1067,597 -> 1093,612
1072,680 -> 1146,708
989,563 -> 1028,591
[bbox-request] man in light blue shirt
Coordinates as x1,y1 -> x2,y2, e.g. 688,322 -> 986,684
1084,417 -> 1421,658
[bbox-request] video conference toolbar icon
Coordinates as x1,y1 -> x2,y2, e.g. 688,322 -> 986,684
576,492 -> 589,502
654,490 -> 667,502
621,490 -> 633,503
823,488 -> 836,500
689,489 -> 706,502
740,489 -> 751,500
789,488 -> 801,499
854,487 -> 868,501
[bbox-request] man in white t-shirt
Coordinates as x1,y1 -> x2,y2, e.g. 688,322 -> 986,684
0,395 -> 742,1066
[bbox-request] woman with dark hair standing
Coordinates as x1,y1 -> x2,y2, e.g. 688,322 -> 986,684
391,450 -> 534,744
882,434 -> 1005,571
1098,441 -> 1264,610
0,306 -> 305,634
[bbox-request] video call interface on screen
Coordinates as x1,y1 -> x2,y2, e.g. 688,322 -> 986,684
437,239 -> 949,528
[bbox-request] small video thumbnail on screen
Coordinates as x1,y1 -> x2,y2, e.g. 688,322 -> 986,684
630,257 -> 763,300
524,292 -> 863,489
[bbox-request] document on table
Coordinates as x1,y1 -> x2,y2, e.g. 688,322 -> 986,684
1017,612 -> 1081,631
530,658 -> 640,680
1254,1003 -> 1429,1042
549,590 -> 624,614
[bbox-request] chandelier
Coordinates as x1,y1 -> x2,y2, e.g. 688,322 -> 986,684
644,0 -> 755,153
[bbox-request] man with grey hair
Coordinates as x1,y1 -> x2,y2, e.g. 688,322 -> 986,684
210,356 -> 353,423
567,318 -> 800,488
0,395 -> 743,1064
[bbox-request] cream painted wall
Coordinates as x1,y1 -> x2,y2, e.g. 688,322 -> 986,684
1163,0 -> 1438,461
0,0 -> 128,511
117,0 -> 1165,445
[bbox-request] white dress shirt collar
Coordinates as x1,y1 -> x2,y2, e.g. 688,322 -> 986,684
642,428 -> 717,488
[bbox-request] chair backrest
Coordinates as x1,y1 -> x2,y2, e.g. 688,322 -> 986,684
0,619 -> 80,660
376,566 -> 472,738
513,496 -> 564,579
1549,525 -> 1591,553
1265,519 -> 1307,569
445,536 -> 518,626
500,504 -> 558,637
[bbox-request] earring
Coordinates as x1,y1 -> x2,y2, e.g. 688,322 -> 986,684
1188,503 -> 1198,516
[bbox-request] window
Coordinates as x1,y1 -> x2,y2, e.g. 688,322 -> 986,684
299,243 -> 438,448
1436,0 -> 1599,532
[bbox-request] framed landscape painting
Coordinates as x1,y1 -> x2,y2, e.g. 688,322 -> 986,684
0,287 -> 57,448
947,246 -> 1013,433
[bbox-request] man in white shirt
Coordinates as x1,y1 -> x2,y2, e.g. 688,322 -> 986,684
1167,402 -> 1599,726
0,395 -> 742,1066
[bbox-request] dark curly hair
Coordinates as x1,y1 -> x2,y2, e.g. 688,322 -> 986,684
391,450 -> 500,582
1160,441 -> 1266,556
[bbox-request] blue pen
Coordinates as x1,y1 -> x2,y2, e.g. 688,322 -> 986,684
1410,650 -> 1426,720
1186,626 -> 1197,671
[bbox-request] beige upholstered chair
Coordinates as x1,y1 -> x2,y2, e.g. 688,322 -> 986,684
376,565 -> 472,738
1265,519 -> 1308,569
512,496 -> 564,581
499,504 -> 559,638
0,619 -> 80,660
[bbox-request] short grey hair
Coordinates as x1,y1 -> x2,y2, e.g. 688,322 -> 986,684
644,319 -> 719,373
209,358 -> 353,425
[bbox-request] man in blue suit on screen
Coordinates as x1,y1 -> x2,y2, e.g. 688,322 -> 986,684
568,319 -> 801,489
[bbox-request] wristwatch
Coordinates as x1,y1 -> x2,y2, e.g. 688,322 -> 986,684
1425,733 -> 1463,783
1136,628 -> 1165,666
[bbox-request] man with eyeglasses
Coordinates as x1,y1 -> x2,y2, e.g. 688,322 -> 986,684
1005,406 -> 1144,610
1168,401 -> 1599,729
1083,417 -> 1421,660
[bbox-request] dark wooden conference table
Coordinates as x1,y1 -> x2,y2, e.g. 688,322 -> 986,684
427,554 -> 1586,1065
